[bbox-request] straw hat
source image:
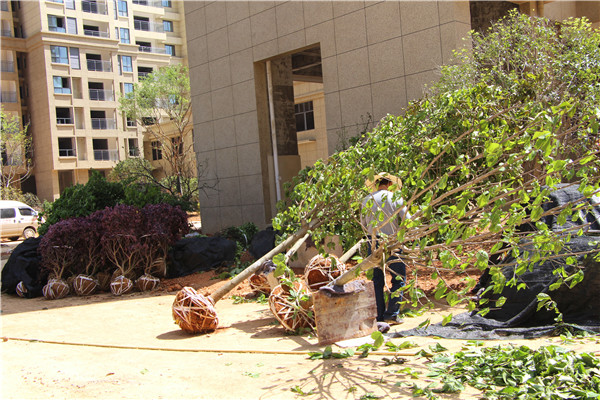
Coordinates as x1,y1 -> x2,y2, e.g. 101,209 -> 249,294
365,172 -> 403,191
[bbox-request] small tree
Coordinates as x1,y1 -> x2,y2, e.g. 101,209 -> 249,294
39,219 -> 81,281
1,109 -> 32,199
140,203 -> 189,277
100,205 -> 147,279
118,65 -> 200,203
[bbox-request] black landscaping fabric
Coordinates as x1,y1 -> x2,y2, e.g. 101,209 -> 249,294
248,227 -> 277,259
166,236 -> 237,278
395,185 -> 600,340
1,237 -> 48,298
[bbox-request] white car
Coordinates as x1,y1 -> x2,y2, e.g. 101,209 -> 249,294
0,200 -> 41,241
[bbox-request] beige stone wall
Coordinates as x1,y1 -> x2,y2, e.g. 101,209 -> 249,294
185,0 -> 471,233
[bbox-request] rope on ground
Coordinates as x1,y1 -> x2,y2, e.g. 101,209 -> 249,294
0,336 -> 421,356
3,336 -> 598,357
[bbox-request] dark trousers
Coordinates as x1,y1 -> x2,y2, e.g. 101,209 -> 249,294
367,240 -> 406,321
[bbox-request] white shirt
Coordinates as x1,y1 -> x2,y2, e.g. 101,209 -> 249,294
361,190 -> 409,236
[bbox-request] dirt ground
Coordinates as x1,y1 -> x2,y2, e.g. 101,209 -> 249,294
2,268 -> 599,400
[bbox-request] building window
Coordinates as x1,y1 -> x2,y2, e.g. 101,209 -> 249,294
163,20 -> 173,32
126,117 -> 136,127
123,82 -> 134,94
165,44 -> 175,56
56,108 -> 73,124
48,15 -> 66,33
65,0 -> 75,9
295,101 -> 315,132
151,140 -> 162,160
161,0 -> 171,7
58,137 -> 76,157
119,27 -> 130,44
50,46 -> 69,64
67,17 -> 77,34
138,66 -> 152,79
121,55 -> 132,73
53,76 -> 71,94
70,47 -> 80,69
118,0 -> 127,16
133,16 -> 150,31
128,138 -> 139,157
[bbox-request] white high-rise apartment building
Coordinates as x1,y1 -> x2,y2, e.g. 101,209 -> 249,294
0,0 -> 188,201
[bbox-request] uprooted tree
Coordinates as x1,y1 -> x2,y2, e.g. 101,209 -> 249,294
273,13 -> 600,318
117,64 -> 203,204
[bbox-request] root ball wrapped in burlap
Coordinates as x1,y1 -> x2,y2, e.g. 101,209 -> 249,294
248,259 -> 276,295
73,274 -> 99,296
43,278 -> 70,300
268,280 -> 314,332
110,275 -> 134,296
136,274 -> 160,291
172,286 -> 219,334
15,281 -> 27,298
304,254 -> 346,291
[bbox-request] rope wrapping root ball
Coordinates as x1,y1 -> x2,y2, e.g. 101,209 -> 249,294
42,278 -> 70,300
110,275 -> 134,296
172,286 -> 219,334
248,259 -> 276,295
304,254 -> 347,291
248,273 -> 271,295
15,281 -> 27,298
73,274 -> 99,296
136,274 -> 160,291
268,280 -> 315,333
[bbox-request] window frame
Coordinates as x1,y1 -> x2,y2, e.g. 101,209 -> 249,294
295,101 -> 315,132
53,76 -> 71,94
117,0 -> 128,16
48,15 -> 66,33
119,27 -> 130,44
121,55 -> 133,72
151,140 -> 162,160
50,46 -> 69,64
163,20 -> 173,32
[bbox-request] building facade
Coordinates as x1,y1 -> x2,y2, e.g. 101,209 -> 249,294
184,0 -> 600,234
0,0 -> 189,201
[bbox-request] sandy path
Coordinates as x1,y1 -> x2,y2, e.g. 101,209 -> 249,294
1,288 -> 597,400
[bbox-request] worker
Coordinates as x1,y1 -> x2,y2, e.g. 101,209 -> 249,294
361,173 -> 410,329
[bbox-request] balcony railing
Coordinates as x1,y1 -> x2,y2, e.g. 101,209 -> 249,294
1,29 -> 12,37
84,29 -> 110,38
82,0 -> 108,14
91,118 -> 116,129
133,20 -> 164,33
54,87 -> 72,95
87,59 -> 112,72
59,148 -> 76,157
0,91 -> 17,103
132,0 -> 164,8
0,61 -> 14,72
89,89 -> 114,101
56,117 -> 73,124
138,45 -> 167,54
93,149 -> 119,161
